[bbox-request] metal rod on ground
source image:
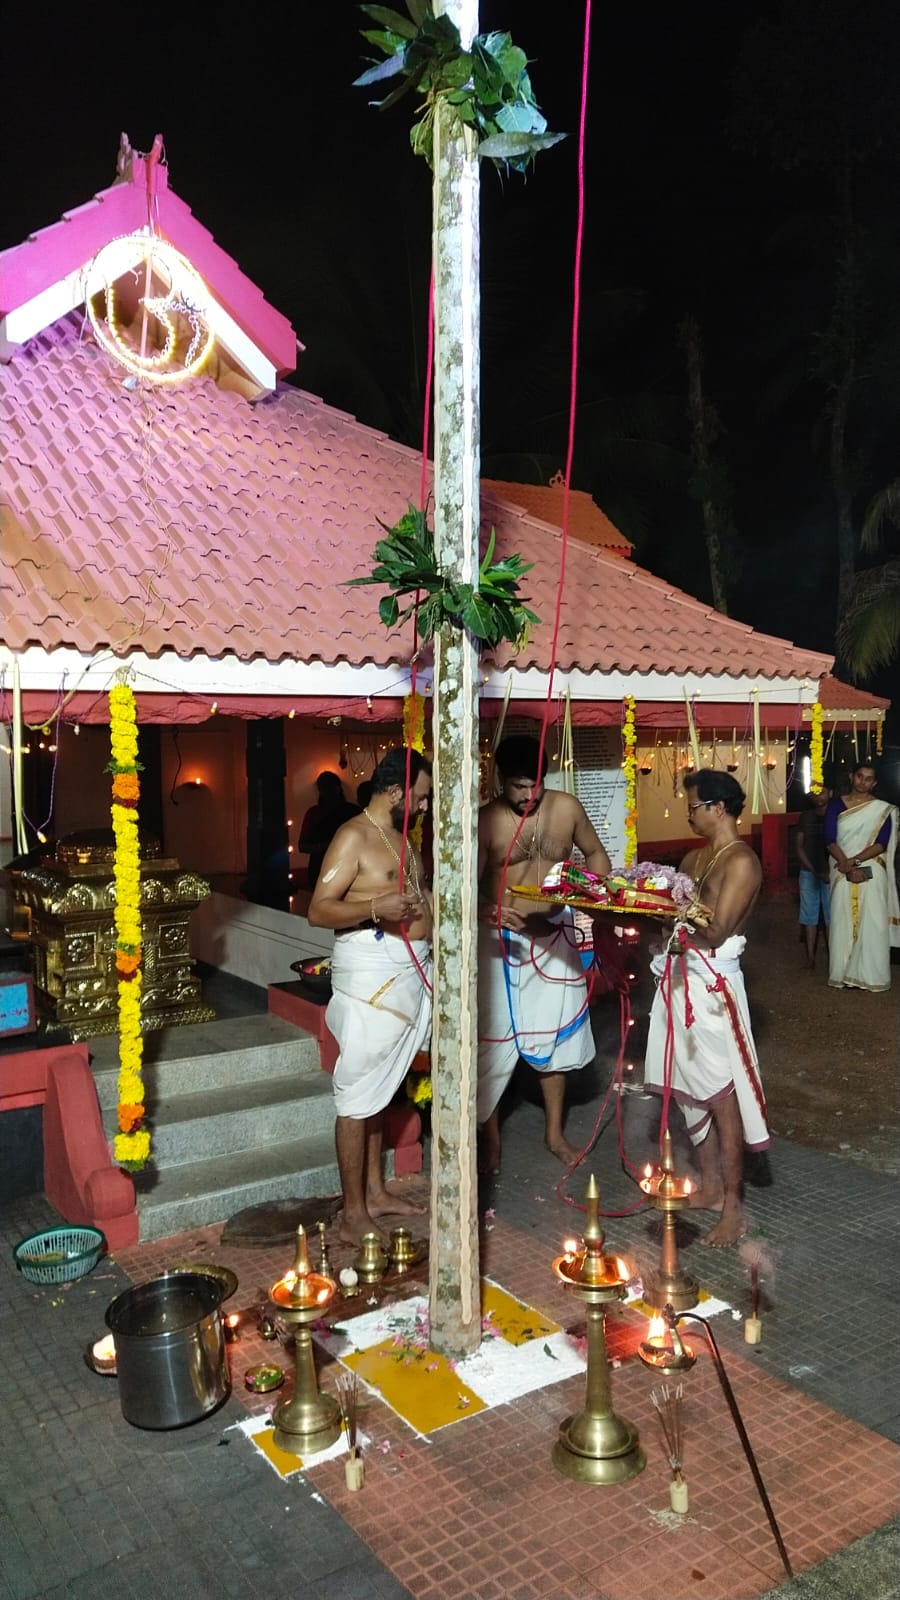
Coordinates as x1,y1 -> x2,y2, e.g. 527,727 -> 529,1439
674,1312 -> 793,1579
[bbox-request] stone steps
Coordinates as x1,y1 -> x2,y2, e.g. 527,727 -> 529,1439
129,1132 -> 341,1243
86,1015 -> 340,1243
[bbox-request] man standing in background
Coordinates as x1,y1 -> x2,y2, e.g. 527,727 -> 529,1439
796,786 -> 832,969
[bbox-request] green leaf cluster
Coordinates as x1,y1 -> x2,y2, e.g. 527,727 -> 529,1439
355,3 -> 566,172
347,503 -> 539,649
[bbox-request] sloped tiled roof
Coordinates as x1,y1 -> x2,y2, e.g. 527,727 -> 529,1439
817,674 -> 889,713
482,478 -> 632,555
1,315 -> 832,687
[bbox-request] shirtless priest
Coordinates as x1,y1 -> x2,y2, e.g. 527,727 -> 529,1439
643,769 -> 767,1246
308,747 -> 433,1245
477,735 -> 611,1175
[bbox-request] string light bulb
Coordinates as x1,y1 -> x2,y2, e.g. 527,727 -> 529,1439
84,232 -> 215,384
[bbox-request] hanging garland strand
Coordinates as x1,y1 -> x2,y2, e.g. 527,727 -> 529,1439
808,701 -> 824,795
107,682 -> 150,1173
622,694 -> 638,866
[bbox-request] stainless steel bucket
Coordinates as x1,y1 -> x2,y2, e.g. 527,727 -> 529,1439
105,1271 -> 230,1429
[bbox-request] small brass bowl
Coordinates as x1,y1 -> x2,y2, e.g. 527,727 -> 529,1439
244,1363 -> 285,1393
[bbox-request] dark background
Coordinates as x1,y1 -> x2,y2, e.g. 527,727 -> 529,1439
2,2 -> 898,743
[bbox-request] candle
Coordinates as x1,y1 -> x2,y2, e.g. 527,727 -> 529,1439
670,1477 -> 689,1514
92,1335 -> 116,1364
224,1313 -> 240,1342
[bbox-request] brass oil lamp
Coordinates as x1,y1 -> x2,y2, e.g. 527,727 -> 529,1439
639,1128 -> 699,1312
551,1175 -> 646,1485
267,1225 -> 341,1456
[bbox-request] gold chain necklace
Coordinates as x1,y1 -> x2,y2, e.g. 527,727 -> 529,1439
697,838 -> 739,891
363,808 -> 421,898
508,804 -> 543,861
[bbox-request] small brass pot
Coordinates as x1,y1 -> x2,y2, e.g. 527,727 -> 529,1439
354,1232 -> 388,1283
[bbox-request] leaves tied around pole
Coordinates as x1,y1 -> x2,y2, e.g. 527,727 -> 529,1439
354,3 -> 566,172
348,503 -> 538,650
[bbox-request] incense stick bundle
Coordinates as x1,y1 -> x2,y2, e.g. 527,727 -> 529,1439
336,1370 -> 360,1459
651,1382 -> 685,1480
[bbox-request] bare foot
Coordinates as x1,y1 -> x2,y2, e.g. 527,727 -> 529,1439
687,1186 -> 724,1212
337,1208 -> 387,1247
701,1206 -> 748,1247
546,1136 -> 583,1169
365,1183 -> 426,1219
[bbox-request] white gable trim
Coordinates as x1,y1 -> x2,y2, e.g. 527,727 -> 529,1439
0,258 -> 276,390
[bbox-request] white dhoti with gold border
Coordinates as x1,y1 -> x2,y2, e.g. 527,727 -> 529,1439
327,931 -> 432,1119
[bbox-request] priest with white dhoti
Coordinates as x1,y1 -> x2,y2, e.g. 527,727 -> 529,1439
825,762 -> 900,992
642,770 -> 766,1246
308,748 -> 433,1245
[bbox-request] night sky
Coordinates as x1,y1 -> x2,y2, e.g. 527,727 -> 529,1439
3,2 -> 899,735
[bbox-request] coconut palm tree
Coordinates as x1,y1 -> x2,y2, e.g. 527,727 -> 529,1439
838,481 -> 900,678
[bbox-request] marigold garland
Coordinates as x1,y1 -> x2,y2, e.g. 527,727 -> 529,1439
809,701 -> 824,795
402,689 -> 427,847
622,694 -> 638,866
107,683 -> 149,1173
875,719 -> 883,756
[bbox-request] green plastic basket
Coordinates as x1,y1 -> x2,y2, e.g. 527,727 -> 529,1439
14,1227 -> 105,1285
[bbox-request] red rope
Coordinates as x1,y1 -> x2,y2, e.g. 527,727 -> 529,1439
495,0 -> 594,926
395,264 -> 436,996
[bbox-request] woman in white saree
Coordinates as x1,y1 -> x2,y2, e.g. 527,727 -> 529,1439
825,764 -> 900,992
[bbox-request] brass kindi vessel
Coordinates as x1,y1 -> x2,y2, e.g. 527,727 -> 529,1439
551,1175 -> 646,1486
267,1226 -> 341,1456
354,1232 -> 388,1283
639,1128 -> 699,1313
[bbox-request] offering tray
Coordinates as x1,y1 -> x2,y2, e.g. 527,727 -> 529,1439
511,884 -> 711,923
512,883 -> 701,921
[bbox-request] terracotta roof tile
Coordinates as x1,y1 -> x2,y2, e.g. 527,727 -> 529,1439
0,314 -> 832,687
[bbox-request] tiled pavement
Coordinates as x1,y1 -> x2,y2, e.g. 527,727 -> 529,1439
3,955 -> 900,1600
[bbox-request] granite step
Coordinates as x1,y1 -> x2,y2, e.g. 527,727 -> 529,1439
130,1132 -> 342,1243
100,1072 -> 337,1164
87,1015 -> 319,1110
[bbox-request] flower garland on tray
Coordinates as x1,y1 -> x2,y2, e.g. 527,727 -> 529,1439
808,701 -> 824,795
107,682 -> 150,1173
622,695 -> 638,865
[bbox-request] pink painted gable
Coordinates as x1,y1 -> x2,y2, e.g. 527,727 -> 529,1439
0,152 -> 298,376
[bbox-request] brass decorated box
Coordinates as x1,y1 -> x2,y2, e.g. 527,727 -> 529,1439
9,832 -> 215,1039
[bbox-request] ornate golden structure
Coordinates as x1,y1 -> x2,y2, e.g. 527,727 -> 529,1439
9,833 -> 215,1039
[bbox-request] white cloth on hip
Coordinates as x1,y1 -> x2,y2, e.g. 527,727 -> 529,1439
828,801 -> 899,993
644,934 -> 769,1151
327,931 -> 432,1119
477,909 -> 593,1123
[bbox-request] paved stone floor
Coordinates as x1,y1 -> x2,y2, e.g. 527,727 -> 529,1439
3,1065 -> 899,1600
